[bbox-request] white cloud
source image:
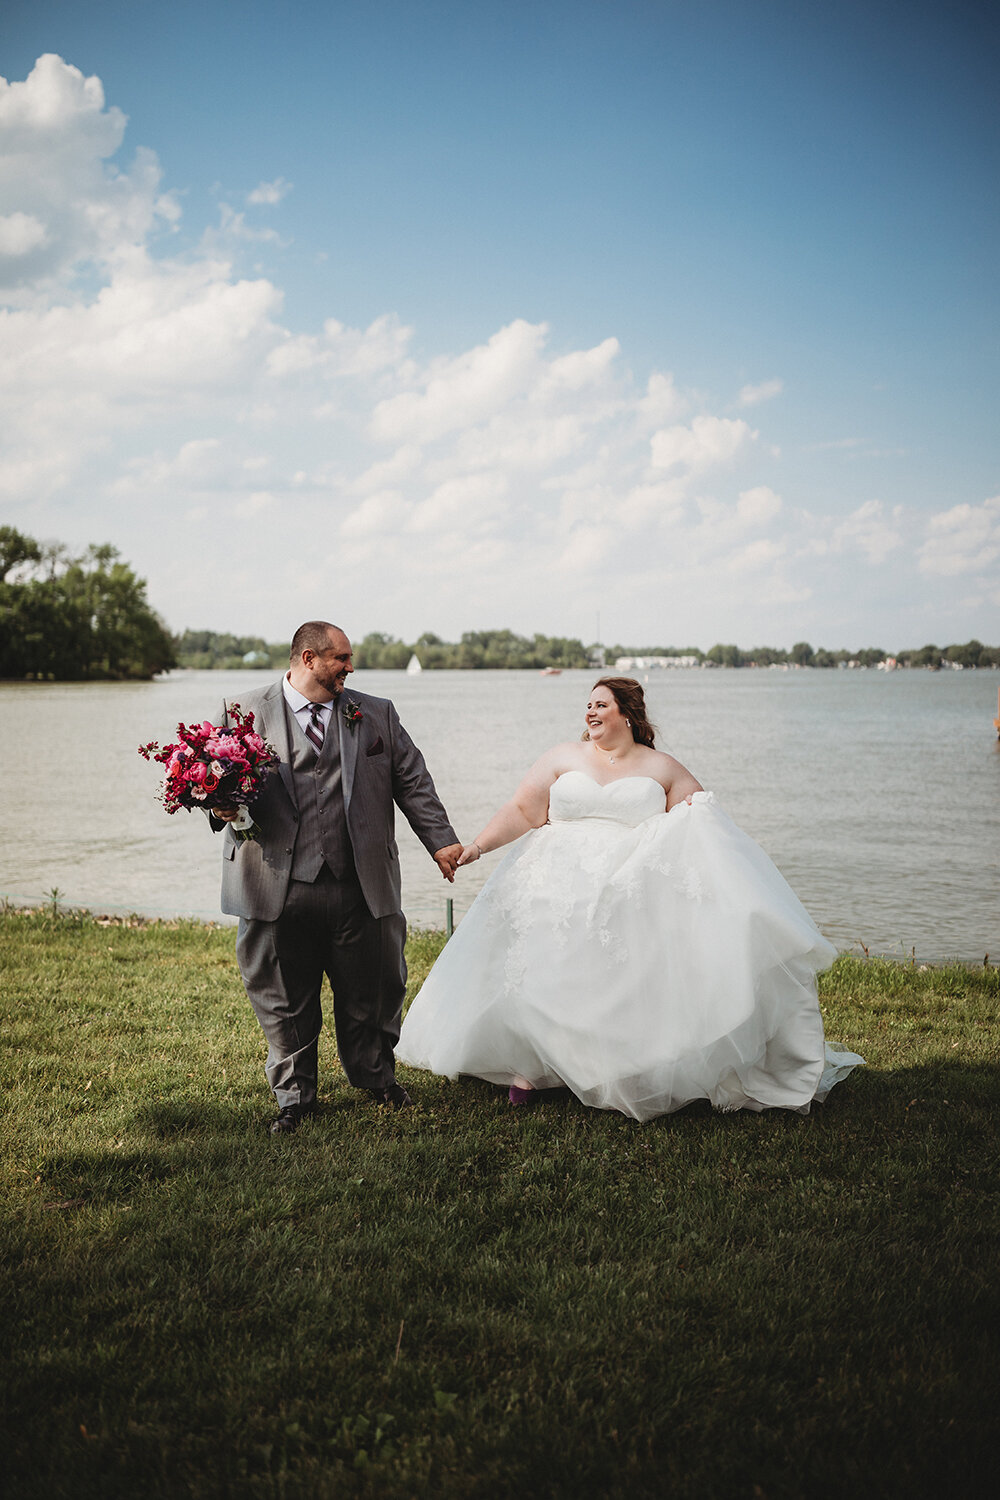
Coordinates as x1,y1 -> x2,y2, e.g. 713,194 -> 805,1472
917,495 -> 1000,577
321,314 -> 414,378
638,371 -> 686,427
406,470 -> 510,534
725,537 -> 787,574
737,377 -> 783,407
831,500 -> 903,564
538,336 -> 620,393
247,177 -> 291,206
350,444 -> 424,495
110,438 -> 224,492
615,479 -> 687,528
736,485 -> 782,526
265,333 -> 324,377
232,489 -> 275,517
215,202 -> 284,245
266,313 -> 414,380
558,522 -> 619,571
369,319 -> 548,444
340,489 -> 409,538
0,255 -> 285,502
0,55 -> 178,298
0,56 -> 287,503
650,415 -> 756,473
0,211 -> 48,256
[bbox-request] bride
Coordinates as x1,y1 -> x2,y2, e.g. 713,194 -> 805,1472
396,677 -> 863,1120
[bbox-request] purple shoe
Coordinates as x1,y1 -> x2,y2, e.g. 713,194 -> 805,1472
508,1084 -> 536,1105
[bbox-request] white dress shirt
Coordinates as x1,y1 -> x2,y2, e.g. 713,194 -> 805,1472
282,673 -> 336,740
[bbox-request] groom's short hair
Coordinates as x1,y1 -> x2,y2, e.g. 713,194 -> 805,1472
290,620 -> 340,661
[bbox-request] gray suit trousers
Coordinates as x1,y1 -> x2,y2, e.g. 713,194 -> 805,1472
235,868 -> 407,1109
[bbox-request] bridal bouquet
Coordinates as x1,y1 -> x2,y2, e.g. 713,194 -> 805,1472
138,705 -> 279,842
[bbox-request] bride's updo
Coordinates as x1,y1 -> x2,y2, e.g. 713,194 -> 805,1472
582,677 -> 657,748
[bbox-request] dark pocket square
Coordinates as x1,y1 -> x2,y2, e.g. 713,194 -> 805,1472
366,736 -> 384,757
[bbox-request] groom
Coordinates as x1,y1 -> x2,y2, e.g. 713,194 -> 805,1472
211,620 -> 463,1132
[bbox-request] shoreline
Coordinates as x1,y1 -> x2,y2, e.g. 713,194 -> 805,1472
1,901 -> 993,967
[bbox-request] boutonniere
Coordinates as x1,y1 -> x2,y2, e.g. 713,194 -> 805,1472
342,699 -> 363,732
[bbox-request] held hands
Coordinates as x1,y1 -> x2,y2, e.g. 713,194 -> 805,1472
456,842 -> 483,868
433,843 -> 465,882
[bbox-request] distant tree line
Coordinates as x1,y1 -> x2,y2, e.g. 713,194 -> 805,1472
612,640 -> 1000,670
0,527 -> 176,681
175,629 -> 288,671
352,629 -> 593,670
176,627 -> 1000,672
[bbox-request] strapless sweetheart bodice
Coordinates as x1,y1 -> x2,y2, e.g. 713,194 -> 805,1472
548,770 -> 667,827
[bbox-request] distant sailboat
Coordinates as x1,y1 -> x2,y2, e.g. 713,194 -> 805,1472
406,653 -> 422,675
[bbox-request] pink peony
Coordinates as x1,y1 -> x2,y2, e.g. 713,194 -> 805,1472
206,734 -> 239,759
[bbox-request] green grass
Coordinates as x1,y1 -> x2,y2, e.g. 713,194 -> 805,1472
1,908 -> 997,1498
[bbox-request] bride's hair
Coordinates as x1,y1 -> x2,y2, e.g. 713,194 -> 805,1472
582,677 -> 657,748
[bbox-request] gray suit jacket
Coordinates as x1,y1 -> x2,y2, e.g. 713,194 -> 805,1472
214,680 -> 458,922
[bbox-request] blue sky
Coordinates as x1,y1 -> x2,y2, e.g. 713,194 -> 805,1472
1,0 -> 997,649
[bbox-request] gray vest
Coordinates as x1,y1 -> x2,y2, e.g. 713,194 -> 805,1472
286,702 -> 354,881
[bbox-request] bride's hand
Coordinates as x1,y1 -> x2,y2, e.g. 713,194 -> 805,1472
456,842 -> 483,867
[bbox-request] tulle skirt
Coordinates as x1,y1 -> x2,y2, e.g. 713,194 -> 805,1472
397,791 -> 863,1120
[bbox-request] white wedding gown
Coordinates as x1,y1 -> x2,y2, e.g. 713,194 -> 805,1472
397,773 -> 864,1120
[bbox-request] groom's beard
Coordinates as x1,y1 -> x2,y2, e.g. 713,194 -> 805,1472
312,668 -> 349,696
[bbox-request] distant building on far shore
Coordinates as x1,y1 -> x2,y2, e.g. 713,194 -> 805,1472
615,655 -> 702,671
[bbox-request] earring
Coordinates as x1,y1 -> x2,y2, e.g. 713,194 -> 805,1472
626,719 -> 631,727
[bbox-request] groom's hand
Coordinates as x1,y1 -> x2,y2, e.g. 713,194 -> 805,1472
433,843 -> 463,882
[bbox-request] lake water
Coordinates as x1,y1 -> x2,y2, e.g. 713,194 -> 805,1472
0,668 -> 997,961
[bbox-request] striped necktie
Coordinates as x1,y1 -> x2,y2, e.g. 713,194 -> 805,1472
305,702 -> 326,752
